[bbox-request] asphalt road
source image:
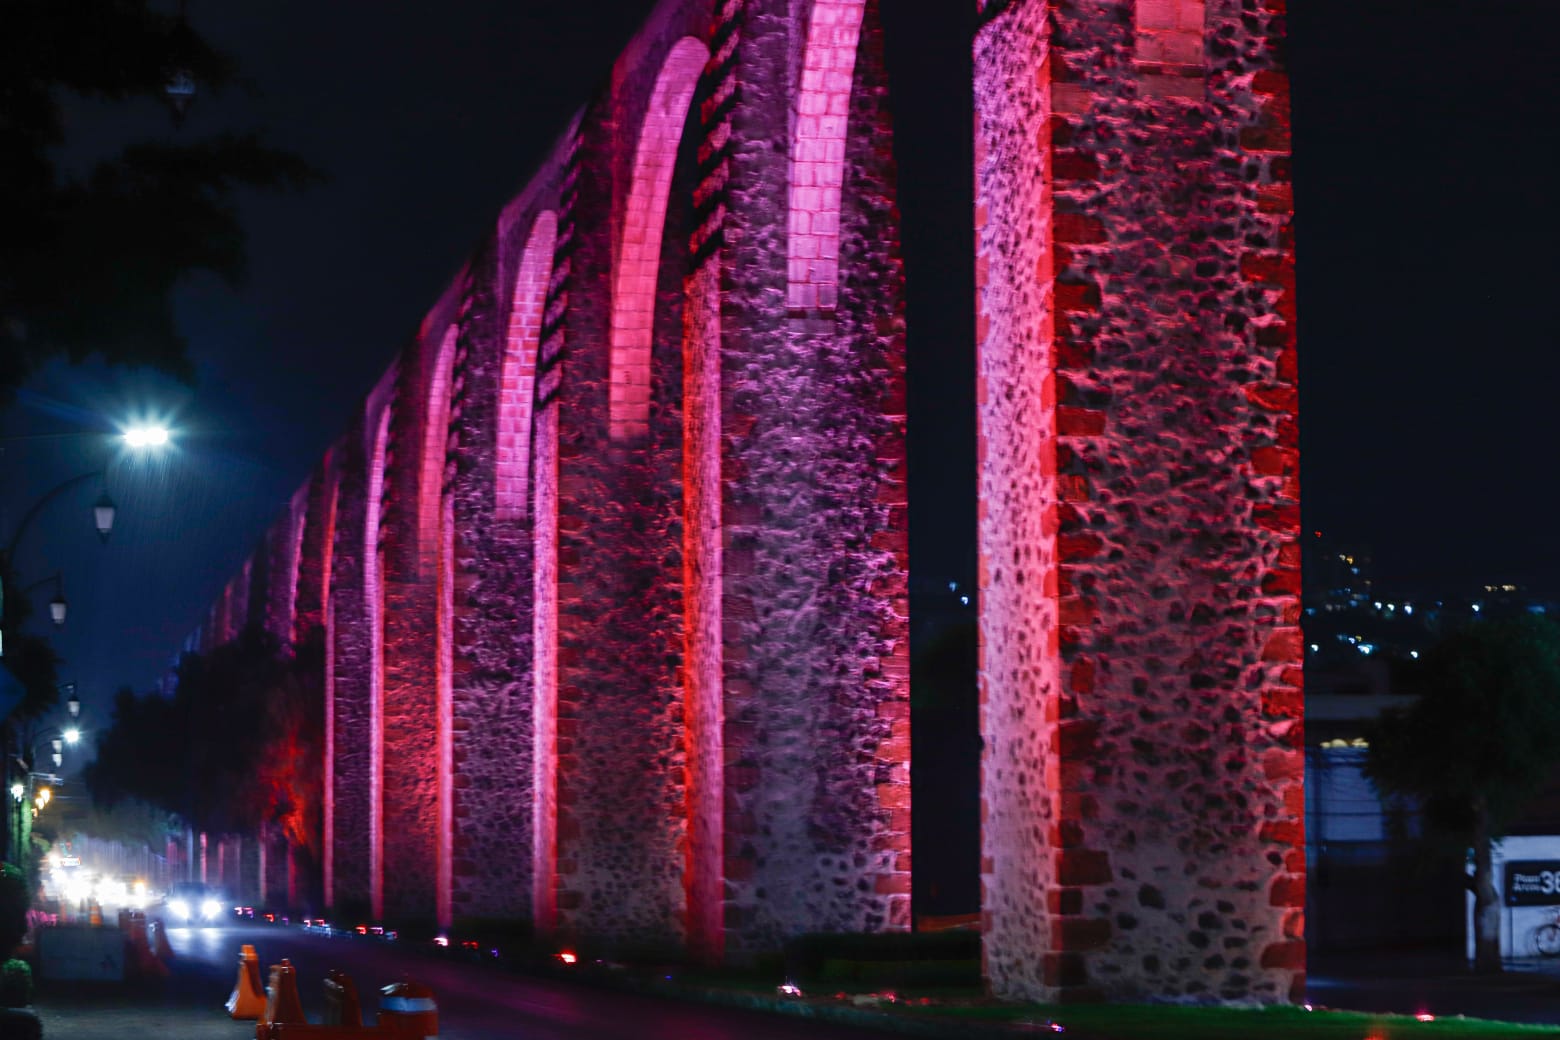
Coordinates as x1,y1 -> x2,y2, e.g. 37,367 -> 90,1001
33,920 -> 914,1040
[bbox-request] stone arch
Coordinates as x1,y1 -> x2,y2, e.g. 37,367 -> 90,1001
280,485 -> 309,646
786,0 -> 866,313
418,326 -> 461,573
608,36 -> 709,442
497,212 -> 558,522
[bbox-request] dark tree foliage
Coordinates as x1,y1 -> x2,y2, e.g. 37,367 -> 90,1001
0,864 -> 26,959
1366,615 -> 1560,973
0,0 -> 321,399
85,627 -> 323,853
0,557 -> 62,721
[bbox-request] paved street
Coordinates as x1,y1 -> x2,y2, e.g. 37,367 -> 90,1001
31,921 -> 914,1040
29,920 -> 1560,1037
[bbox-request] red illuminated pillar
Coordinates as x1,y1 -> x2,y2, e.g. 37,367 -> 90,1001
974,0 -> 1301,1004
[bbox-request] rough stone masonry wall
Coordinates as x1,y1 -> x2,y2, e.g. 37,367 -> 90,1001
550,0 -> 713,954
325,419 -> 377,918
444,224 -> 547,925
716,0 -> 910,959
184,0 -> 910,963
976,0 -> 1301,1004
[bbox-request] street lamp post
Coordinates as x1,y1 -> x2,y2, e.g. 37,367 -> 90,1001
0,424 -> 169,657
7,724 -> 76,870
3,680 -> 82,865
0,469 -> 115,659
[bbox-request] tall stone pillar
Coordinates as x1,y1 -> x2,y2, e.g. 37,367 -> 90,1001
974,0 -> 1302,1003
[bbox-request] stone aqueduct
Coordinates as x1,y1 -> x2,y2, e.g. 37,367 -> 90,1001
180,0 -> 1300,1004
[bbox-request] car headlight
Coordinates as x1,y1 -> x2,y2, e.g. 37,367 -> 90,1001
200,898 -> 221,920
169,898 -> 191,921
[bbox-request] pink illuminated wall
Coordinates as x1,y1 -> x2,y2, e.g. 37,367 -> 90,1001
319,479 -> 339,905
190,0 -> 913,967
427,325 -> 459,929
282,486 -> 308,646
682,251 -> 722,960
365,404 -> 391,921
974,0 -> 1300,1003
786,0 -> 865,312
493,211 -> 561,926
608,37 -> 708,442
531,297 -> 563,933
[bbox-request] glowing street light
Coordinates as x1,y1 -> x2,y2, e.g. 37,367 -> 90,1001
123,425 -> 170,448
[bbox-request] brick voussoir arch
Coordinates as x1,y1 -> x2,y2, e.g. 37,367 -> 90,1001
497,212 -> 559,523
787,0 -> 867,314
608,35 -> 711,443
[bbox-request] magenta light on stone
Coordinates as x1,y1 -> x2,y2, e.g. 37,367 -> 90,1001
178,0 -> 1297,1006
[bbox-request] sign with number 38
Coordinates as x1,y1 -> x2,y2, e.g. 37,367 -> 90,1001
1505,860 -> 1560,906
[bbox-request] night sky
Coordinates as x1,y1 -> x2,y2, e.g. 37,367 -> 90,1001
2,0 -> 1555,732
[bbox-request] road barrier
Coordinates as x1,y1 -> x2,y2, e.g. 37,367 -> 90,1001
150,918 -> 176,962
226,944 -> 267,1019
251,968 -> 438,1039
378,980 -> 437,1037
261,959 -> 308,1031
323,969 -> 362,1026
121,910 -> 167,979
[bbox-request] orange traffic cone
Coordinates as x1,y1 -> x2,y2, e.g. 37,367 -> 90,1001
260,959 -> 307,1033
226,944 -> 267,1019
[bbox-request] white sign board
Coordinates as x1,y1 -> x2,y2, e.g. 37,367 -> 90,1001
36,926 -> 125,982
1468,835 -> 1560,961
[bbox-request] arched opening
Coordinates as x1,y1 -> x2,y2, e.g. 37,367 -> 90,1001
608,36 -> 709,442
787,0 -> 866,312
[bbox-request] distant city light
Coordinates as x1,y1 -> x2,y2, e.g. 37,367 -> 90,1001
1410,651 -> 1420,660
960,595 -> 970,606
1358,643 -> 1375,656
124,425 -> 170,448
1472,603 -> 1482,613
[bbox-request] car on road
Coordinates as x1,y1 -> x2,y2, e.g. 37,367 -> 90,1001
162,882 -> 229,925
